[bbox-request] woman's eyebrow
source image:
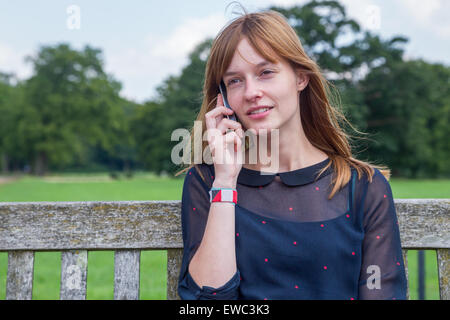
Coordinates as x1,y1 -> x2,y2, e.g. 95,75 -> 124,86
224,61 -> 274,77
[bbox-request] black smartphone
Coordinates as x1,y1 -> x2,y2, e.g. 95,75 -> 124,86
219,80 -> 238,122
219,80 -> 252,149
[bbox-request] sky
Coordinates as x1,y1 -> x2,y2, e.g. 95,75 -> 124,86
0,0 -> 449,103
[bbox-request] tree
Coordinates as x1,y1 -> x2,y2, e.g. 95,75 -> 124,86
360,59 -> 450,177
20,43 -> 128,175
132,39 -> 212,174
272,1 -> 408,133
0,73 -> 28,173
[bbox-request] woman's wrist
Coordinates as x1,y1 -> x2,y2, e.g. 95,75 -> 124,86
212,178 -> 237,189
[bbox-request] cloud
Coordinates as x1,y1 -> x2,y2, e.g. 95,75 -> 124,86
398,0 -> 440,23
0,43 -> 33,80
150,14 -> 226,59
249,0 -> 382,31
398,0 -> 450,37
262,0 -> 307,6
339,0 -> 382,31
105,13 -> 227,102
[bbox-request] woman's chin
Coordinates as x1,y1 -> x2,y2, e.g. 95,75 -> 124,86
249,126 -> 277,136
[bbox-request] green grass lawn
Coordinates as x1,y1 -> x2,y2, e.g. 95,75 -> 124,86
0,172 -> 448,299
0,250 -> 166,300
0,172 -> 180,300
389,178 -> 450,199
0,172 -> 184,202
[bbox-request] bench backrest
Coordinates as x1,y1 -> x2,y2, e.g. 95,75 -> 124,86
0,199 -> 449,300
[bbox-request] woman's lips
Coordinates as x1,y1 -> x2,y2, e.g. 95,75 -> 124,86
247,107 -> 273,119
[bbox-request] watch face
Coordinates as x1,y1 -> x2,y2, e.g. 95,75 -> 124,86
220,189 -> 235,202
210,189 -> 220,202
209,188 -> 237,204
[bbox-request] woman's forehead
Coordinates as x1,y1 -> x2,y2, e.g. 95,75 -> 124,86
226,37 -> 279,71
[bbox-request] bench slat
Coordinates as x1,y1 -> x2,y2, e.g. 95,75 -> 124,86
60,250 -> 88,300
0,201 -> 182,250
396,200 -> 450,249
437,249 -> 449,300
0,200 -> 448,251
114,250 -> 140,300
402,249 -> 409,300
6,251 -> 34,300
167,249 -> 183,300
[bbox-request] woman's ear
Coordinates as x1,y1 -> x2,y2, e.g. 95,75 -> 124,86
295,70 -> 309,91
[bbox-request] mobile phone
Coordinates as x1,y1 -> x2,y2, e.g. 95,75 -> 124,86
219,80 -> 252,149
219,80 -> 238,122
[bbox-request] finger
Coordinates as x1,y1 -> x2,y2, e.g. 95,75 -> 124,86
215,107 -> 234,125
232,132 -> 244,161
215,93 -> 234,123
217,118 -> 242,134
217,93 -> 224,107
235,127 -> 244,139
208,142 -> 216,158
206,127 -> 222,146
205,106 -> 234,130
224,130 -> 238,146
221,132 -> 237,164
234,132 -> 242,154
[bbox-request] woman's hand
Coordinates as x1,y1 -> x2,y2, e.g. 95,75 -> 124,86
205,94 -> 244,187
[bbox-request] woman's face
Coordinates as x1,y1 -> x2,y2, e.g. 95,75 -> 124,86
223,37 -> 308,135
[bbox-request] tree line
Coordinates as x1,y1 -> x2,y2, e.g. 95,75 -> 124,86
0,1 -> 448,178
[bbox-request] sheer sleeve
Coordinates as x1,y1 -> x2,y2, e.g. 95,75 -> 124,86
358,169 -> 408,300
177,164 -> 240,300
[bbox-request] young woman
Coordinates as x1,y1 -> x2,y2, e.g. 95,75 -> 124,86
175,10 -> 407,300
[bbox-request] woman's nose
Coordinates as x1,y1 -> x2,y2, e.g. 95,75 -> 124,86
244,78 -> 263,102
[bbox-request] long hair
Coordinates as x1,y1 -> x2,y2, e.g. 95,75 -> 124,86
175,9 -> 390,199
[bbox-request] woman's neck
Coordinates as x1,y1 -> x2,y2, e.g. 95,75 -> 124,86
243,121 -> 328,173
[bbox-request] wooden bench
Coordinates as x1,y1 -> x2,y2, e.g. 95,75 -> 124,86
0,199 -> 448,300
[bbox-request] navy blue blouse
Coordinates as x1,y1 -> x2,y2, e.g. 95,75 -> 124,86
177,158 -> 407,300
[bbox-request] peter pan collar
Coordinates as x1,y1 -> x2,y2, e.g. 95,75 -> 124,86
236,157 -> 333,187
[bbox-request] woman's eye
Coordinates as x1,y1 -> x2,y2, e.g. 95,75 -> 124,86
227,79 -> 240,86
261,70 -> 273,76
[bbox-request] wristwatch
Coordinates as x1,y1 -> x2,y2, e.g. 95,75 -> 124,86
209,187 -> 237,204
